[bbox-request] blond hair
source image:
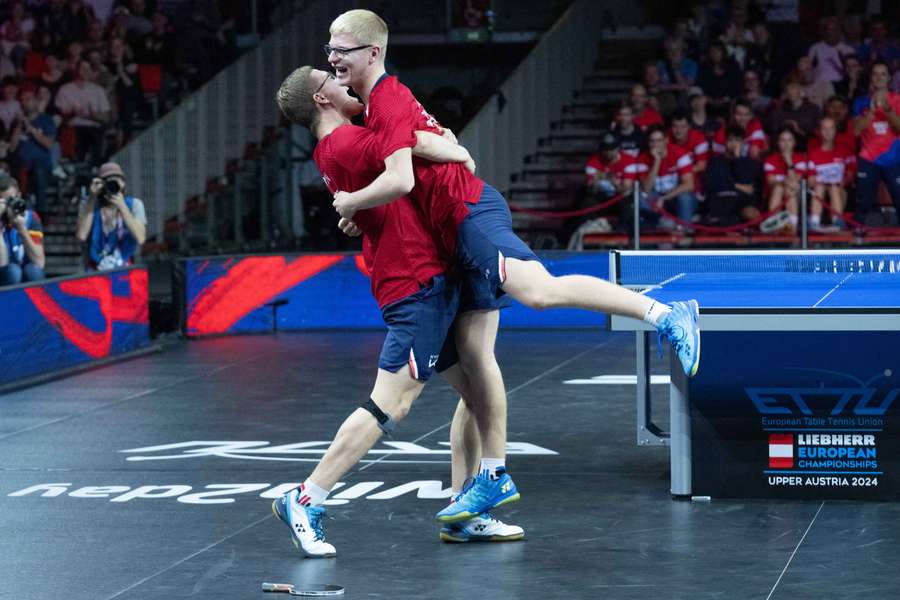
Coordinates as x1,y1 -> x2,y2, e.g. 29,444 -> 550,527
329,9 -> 388,52
276,66 -> 319,128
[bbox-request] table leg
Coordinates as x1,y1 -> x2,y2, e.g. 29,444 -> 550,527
669,348 -> 691,497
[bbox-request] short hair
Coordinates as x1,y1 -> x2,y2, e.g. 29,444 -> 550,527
645,124 -> 667,139
732,97 -> 753,113
0,172 -> 19,194
669,108 -> 689,124
276,66 -> 319,129
330,9 -> 389,50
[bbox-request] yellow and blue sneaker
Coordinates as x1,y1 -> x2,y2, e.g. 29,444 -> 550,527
657,299 -> 700,377
271,488 -> 336,558
435,468 -> 520,524
440,513 -> 525,543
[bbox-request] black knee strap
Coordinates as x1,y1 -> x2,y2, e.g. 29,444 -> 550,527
361,398 -> 396,436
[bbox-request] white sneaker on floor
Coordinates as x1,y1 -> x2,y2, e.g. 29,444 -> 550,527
271,488 -> 336,558
52,166 -> 67,179
439,512 -> 525,543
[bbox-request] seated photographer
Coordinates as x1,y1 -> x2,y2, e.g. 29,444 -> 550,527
75,162 -> 146,271
0,172 -> 45,286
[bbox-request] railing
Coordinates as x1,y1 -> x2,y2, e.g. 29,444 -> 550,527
457,0 -> 606,192
112,0 -> 357,239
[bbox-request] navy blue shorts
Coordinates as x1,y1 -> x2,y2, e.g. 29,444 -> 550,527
455,183 -> 540,313
378,274 -> 460,381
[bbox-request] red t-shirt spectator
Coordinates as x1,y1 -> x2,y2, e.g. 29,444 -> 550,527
851,92 -> 900,163
712,119 -> 768,155
584,152 -> 645,185
669,128 -> 710,165
639,144 -> 693,194
764,153 -> 810,195
633,106 -> 664,130
807,145 -> 856,185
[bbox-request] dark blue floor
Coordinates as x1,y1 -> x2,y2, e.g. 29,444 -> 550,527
1,331 -> 898,599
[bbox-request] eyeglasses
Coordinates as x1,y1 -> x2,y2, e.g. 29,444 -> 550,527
323,44 -> 372,57
315,71 -> 334,95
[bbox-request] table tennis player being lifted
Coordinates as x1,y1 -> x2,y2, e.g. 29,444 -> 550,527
270,9 -> 700,559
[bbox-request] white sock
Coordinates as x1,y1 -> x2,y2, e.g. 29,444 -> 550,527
643,301 -> 671,327
479,458 -> 506,480
297,479 -> 328,506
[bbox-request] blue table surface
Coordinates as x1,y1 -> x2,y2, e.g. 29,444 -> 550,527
636,272 -> 900,309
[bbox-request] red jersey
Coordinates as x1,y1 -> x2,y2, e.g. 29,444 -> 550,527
712,119 -> 768,155
584,152 -> 644,184
639,144 -> 693,194
763,152 -> 810,182
669,128 -> 710,165
365,75 -> 483,256
852,92 -> 900,163
314,124 -> 446,308
807,145 -> 856,185
634,106 -> 664,130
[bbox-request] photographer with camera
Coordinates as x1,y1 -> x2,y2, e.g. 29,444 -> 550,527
75,162 -> 146,271
0,172 -> 45,286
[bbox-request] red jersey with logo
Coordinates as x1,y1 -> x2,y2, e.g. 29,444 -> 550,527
806,145 -> 856,185
764,152 -> 810,182
634,106 -> 664,130
314,124 -> 446,308
712,118 -> 768,155
669,128 -> 710,164
852,92 -> 900,163
365,75 -> 483,256
584,152 -> 645,184
639,144 -> 693,194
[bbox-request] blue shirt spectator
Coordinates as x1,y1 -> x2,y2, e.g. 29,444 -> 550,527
14,87 -> 57,215
0,173 -> 45,286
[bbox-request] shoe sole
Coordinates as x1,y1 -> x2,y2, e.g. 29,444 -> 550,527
271,499 -> 336,559
688,300 -> 700,377
435,492 -> 521,524
439,530 -> 525,543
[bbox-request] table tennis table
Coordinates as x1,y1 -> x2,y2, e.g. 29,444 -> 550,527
608,249 -> 900,499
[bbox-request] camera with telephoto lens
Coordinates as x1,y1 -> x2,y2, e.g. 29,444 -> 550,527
7,196 -> 26,216
97,177 -> 122,207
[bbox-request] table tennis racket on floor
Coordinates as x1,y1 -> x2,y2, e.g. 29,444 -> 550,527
262,582 -> 345,596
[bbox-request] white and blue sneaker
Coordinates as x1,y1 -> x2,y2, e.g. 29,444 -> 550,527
271,488 -> 336,558
435,468 -> 520,524
440,513 -> 525,543
657,299 -> 700,377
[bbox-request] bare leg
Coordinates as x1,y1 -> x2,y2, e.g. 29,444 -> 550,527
308,367 -> 423,491
453,310 -> 506,459
501,258 -> 655,318
829,184 -> 846,219
769,184 -> 785,212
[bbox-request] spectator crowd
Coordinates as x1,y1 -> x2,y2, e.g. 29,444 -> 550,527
585,2 -> 900,234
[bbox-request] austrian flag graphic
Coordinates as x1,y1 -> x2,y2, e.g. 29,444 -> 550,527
768,434 -> 794,469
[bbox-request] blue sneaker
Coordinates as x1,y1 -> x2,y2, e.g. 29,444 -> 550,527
440,513 -> 525,543
271,488 -> 336,558
657,299 -> 700,377
435,469 -> 520,524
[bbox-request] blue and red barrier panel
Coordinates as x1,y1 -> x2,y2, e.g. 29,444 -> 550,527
0,266 -> 150,387
178,251 -> 610,337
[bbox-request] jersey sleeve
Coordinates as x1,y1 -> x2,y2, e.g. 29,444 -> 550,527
26,211 -> 43,245
675,149 -> 693,175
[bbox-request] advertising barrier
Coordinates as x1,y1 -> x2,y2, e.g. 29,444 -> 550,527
179,251 -> 609,337
0,267 -> 151,388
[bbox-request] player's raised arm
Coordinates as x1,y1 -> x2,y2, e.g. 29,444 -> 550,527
413,131 -> 472,164
332,147 -> 414,218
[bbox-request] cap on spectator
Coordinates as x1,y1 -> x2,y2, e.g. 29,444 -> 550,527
598,130 -> 620,151
687,86 -> 705,100
98,162 -> 125,179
